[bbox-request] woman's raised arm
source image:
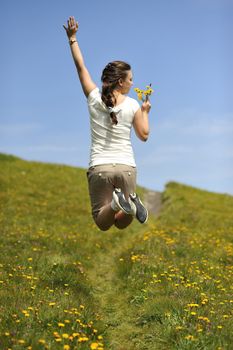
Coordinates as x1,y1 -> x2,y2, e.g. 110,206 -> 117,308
63,16 -> 96,97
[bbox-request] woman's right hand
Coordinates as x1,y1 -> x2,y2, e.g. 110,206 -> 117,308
63,16 -> 79,39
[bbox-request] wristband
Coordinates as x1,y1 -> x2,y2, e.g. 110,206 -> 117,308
69,39 -> 77,45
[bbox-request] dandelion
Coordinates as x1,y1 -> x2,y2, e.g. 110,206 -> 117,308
90,343 -> 99,350
134,84 -> 154,102
78,336 -> 89,342
185,335 -> 196,341
58,322 -> 65,327
62,333 -> 69,338
64,345 -> 70,350
49,302 -> 56,306
187,303 -> 199,308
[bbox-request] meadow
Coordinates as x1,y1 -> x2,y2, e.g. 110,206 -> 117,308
0,153 -> 233,350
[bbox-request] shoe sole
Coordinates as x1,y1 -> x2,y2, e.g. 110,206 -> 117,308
129,196 -> 148,224
113,191 -> 132,214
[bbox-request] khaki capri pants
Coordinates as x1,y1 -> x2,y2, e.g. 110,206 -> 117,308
86,163 -> 137,221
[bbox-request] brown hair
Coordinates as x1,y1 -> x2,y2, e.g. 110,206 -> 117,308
101,61 -> 131,125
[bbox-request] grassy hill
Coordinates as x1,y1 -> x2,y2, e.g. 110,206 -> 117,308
0,153 -> 233,349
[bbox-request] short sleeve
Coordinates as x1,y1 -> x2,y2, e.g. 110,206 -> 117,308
87,87 -> 101,105
131,98 -> 141,115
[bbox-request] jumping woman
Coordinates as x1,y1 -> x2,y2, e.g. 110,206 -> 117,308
63,16 -> 151,231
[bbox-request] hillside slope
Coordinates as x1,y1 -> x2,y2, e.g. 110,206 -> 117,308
1,153 -> 233,350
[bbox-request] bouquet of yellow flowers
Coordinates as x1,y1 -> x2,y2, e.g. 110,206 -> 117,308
134,84 -> 154,102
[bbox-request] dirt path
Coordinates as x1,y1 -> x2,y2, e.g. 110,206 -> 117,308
86,189 -> 163,349
143,189 -> 163,217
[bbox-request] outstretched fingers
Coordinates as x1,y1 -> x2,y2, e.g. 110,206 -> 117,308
63,16 -> 78,36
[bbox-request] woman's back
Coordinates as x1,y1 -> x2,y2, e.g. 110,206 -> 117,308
87,87 -> 140,167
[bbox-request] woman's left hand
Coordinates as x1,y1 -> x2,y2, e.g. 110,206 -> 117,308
141,98 -> 151,113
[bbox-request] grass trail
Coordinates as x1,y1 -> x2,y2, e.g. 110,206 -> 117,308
1,153 -> 233,350
86,225 -> 148,350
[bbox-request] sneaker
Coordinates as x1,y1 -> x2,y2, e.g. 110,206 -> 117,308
112,188 -> 132,214
129,193 -> 148,223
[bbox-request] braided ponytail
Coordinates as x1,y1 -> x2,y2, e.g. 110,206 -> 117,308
101,61 -> 131,125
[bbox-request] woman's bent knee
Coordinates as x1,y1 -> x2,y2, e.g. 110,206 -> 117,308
114,216 -> 133,229
95,219 -> 113,231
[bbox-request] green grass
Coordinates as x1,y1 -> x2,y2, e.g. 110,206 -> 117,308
0,153 -> 233,349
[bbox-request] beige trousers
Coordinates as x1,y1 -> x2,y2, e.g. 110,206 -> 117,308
86,163 -> 137,221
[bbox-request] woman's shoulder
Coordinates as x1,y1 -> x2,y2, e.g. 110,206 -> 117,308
125,96 -> 141,113
87,87 -> 101,103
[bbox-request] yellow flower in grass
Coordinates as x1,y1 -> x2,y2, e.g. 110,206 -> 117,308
187,303 -> 199,308
18,340 -> 26,344
64,345 -> 70,350
185,335 -> 196,341
90,343 -> 99,350
55,338 -> 62,342
49,302 -> 56,306
78,336 -> 89,342
58,322 -> 65,327
62,333 -> 69,339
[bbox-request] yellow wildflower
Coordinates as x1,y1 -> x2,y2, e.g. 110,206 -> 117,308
78,336 -> 89,342
62,333 -> 69,338
58,322 -> 65,327
134,84 -> 154,101
18,340 -> 26,344
185,335 -> 195,341
187,303 -> 199,307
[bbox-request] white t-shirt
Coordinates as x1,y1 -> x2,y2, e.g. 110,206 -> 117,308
87,87 -> 140,167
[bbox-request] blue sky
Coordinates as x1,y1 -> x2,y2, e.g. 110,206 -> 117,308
1,0 -> 233,194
